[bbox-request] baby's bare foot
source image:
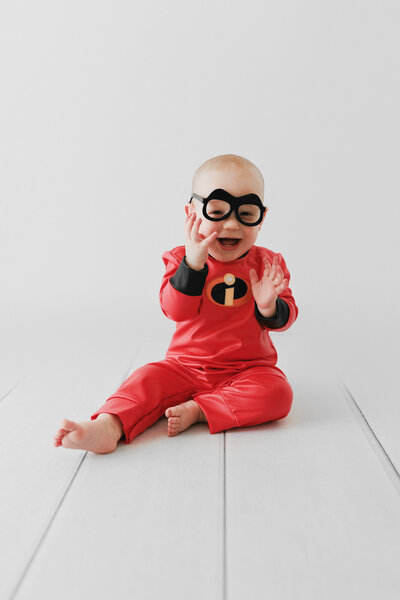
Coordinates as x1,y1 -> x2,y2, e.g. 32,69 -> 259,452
165,400 -> 207,437
53,413 -> 123,454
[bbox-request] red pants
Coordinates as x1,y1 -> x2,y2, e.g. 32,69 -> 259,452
91,359 -> 293,444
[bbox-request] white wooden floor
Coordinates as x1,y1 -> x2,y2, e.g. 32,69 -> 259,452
1,308 -> 400,600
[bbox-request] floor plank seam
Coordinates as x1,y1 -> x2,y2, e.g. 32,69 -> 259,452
9,359 -> 224,599
9,451 -> 88,600
0,378 -> 26,404
6,357 -> 141,599
337,376 -> 400,496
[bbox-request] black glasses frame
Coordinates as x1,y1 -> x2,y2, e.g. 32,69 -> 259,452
189,188 -> 266,227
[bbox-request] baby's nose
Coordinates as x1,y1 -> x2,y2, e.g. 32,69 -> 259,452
222,213 -> 240,230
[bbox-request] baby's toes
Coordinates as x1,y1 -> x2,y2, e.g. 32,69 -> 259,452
168,416 -> 181,426
61,418 -> 78,431
165,407 -> 179,418
53,431 -> 66,446
167,424 -> 179,437
54,428 -> 66,441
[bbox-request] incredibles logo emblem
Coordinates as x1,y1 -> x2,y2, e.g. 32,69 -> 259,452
206,273 -> 252,307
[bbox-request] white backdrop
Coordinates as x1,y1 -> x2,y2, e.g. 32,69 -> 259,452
1,0 -> 399,367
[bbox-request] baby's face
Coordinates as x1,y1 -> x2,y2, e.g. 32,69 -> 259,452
186,165 -> 267,262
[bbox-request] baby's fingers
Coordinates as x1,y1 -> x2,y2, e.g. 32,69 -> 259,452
185,213 -> 197,237
249,269 -> 259,287
272,265 -> 284,286
262,257 -> 272,277
200,230 -> 218,247
187,215 -> 203,242
275,279 -> 288,295
191,216 -> 202,240
269,255 -> 279,279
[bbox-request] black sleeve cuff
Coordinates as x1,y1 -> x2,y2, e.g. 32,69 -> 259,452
169,256 -> 209,296
255,297 -> 290,329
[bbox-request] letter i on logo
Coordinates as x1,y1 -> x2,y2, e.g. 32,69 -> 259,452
224,273 -> 236,306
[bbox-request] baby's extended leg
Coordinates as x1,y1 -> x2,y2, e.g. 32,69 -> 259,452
165,400 -> 208,436
53,413 -> 123,454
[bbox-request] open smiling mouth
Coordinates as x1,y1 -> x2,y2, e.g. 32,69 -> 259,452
217,238 -> 241,248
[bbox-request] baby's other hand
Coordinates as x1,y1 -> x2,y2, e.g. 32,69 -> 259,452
184,213 -> 217,271
249,255 -> 288,316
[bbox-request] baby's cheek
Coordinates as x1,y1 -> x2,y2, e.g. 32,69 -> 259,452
200,222 -> 218,238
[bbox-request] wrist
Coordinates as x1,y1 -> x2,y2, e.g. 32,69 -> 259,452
257,301 -> 277,319
184,256 -> 206,271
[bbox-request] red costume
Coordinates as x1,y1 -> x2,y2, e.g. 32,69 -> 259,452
91,244 -> 298,443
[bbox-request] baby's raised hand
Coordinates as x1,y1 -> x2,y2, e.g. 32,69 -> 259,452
185,213 -> 218,271
249,255 -> 288,317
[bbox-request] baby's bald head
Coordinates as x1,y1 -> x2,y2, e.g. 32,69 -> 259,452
192,154 -> 265,203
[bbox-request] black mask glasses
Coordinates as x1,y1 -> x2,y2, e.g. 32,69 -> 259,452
190,188 -> 266,226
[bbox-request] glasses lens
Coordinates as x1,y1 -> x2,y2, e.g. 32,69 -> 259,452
205,199 -> 231,220
238,204 -> 262,224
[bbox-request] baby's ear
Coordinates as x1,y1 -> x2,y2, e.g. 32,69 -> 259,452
184,203 -> 196,217
259,207 -> 268,228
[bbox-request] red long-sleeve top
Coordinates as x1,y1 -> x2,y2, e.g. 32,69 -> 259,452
159,244 -> 298,370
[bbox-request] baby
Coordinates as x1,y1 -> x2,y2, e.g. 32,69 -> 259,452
54,153 -> 298,454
